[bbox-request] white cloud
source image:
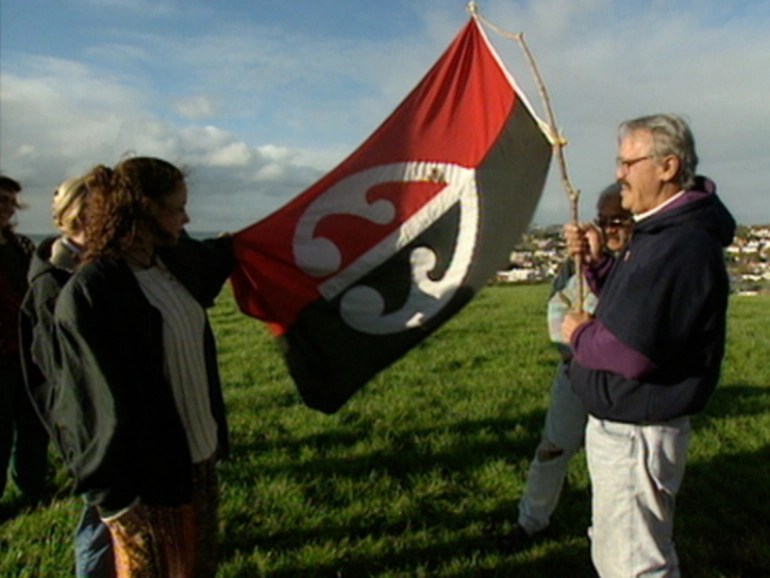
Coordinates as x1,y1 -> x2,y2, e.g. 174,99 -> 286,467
259,144 -> 294,160
174,95 -> 217,120
0,56 -> 324,233
208,142 -> 254,167
3,0 -> 770,234
476,0 -> 770,224
256,163 -> 286,181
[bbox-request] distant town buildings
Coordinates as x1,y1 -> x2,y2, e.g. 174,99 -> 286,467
497,223 -> 770,294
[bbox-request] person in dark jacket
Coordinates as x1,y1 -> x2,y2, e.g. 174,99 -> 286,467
20,175 -> 116,577
53,157 -> 234,578
0,174 -> 49,504
562,114 -> 735,578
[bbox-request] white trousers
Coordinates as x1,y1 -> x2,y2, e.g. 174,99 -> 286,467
586,414 -> 691,578
518,362 -> 587,534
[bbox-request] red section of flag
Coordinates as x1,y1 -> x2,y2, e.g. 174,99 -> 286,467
232,18 -> 520,332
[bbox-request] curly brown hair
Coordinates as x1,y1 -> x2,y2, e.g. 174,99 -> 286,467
83,157 -> 184,263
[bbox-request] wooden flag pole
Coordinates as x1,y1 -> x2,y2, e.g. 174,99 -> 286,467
468,2 -> 586,311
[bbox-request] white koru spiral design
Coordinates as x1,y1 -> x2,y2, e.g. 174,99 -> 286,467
292,161 -> 478,334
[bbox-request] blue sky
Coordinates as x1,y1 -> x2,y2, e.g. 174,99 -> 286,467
2,0 -> 769,233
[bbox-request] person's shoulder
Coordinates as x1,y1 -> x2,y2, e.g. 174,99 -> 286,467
34,235 -> 58,256
668,223 -> 723,258
61,258 -> 127,298
28,265 -> 69,294
66,260 -> 99,286
56,261 -> 110,321
640,221 -> 711,250
646,225 -> 725,284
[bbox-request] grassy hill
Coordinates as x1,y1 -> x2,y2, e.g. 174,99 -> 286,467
2,284 -> 769,577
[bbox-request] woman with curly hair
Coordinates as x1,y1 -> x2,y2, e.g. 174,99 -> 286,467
54,157 -> 234,577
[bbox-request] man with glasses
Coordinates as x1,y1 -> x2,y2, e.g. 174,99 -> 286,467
500,184 -> 632,553
562,114 -> 735,577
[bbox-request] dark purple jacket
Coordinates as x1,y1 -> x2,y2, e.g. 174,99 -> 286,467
569,177 -> 735,423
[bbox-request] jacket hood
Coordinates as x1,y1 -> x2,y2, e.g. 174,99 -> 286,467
636,177 -> 736,247
28,236 -> 58,283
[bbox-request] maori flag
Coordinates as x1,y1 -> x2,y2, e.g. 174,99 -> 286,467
231,17 -> 553,414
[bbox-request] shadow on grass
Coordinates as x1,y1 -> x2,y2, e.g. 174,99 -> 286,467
679,445 -> 770,577
0,488 -> 59,524
680,383 -> 770,577
225,413 -> 548,492
230,534 -> 593,578
0,495 -> 28,524
228,407 -> 549,459
219,409 -> 597,576
217,384 -> 770,576
699,383 -> 770,421
221,496 -> 595,577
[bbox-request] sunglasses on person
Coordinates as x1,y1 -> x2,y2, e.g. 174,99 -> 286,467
594,216 -> 633,228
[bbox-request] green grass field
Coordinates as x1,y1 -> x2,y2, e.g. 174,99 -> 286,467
2,284 -> 770,577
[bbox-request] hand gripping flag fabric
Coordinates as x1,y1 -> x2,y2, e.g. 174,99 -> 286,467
231,17 -> 553,414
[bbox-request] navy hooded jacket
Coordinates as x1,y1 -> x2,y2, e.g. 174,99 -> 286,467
569,177 -> 735,423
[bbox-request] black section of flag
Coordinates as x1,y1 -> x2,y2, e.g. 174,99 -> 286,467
471,100 -> 553,286
283,204 -> 473,413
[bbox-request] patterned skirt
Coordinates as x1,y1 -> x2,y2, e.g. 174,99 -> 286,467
102,458 -> 220,578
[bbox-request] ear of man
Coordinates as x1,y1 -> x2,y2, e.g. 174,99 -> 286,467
658,155 -> 681,184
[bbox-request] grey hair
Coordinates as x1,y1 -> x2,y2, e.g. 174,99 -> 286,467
618,114 -> 698,190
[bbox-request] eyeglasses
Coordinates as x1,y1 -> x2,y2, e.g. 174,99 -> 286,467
616,155 -> 653,172
595,216 -> 633,229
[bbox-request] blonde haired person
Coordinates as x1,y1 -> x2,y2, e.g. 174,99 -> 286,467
21,176 -> 116,577
52,176 -> 88,247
